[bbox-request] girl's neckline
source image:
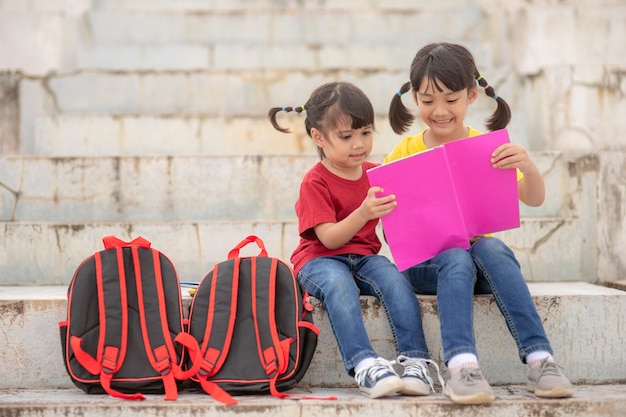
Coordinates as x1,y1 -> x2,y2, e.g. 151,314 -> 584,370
320,160 -> 366,181
423,126 -> 471,149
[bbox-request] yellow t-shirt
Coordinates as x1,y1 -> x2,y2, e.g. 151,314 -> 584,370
384,127 -> 524,181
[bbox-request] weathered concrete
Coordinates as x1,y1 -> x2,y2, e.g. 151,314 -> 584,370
303,282 -> 626,387
0,153 -> 581,222
31,114 -> 399,157
0,71 -> 20,154
0,219 -> 595,286
0,1 -> 624,283
0,385 -> 625,417
1,2 -> 625,154
0,283 -> 624,390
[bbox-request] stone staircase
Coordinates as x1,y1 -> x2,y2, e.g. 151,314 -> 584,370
1,1 -> 625,416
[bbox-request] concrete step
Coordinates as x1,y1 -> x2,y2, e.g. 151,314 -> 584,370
7,3 -> 478,73
1,282 -> 624,390
23,71 -> 403,116
0,153 -> 580,222
31,114 -> 401,157
1,385 -> 625,417
0,219 -> 596,286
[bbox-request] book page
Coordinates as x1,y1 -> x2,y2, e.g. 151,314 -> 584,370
443,129 -> 520,237
367,129 -> 520,270
367,147 -> 468,271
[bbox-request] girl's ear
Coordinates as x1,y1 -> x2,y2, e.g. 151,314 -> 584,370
412,90 -> 418,106
468,86 -> 479,104
311,127 -> 325,147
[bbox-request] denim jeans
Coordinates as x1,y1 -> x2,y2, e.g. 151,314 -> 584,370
402,237 -> 553,366
298,254 -> 431,374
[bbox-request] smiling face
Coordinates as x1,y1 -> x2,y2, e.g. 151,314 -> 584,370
413,76 -> 478,146
311,114 -> 373,179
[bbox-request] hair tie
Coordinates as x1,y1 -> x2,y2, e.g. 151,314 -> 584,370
282,107 -> 286,112
397,90 -> 403,97
476,75 -> 483,81
492,94 -> 499,100
300,105 -> 305,111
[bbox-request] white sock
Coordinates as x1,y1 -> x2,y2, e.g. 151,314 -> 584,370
447,353 -> 479,371
526,351 -> 553,367
354,357 -> 378,376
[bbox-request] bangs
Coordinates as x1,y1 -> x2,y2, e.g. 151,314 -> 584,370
324,96 -> 375,132
412,45 -> 475,93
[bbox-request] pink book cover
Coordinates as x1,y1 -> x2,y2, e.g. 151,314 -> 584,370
366,129 -> 520,271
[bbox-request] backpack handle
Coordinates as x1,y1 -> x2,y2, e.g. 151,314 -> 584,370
227,235 -> 268,259
102,235 -> 152,249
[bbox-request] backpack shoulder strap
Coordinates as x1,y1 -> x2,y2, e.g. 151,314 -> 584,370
70,245 -> 145,400
196,235 -> 268,378
132,246 -> 184,401
248,238 -> 337,402
191,259 -> 240,406
249,255 -> 292,398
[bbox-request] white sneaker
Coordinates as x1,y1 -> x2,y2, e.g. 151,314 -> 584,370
354,357 -> 403,399
394,355 -> 444,396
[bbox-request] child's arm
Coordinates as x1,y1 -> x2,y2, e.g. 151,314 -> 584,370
491,143 -> 545,207
314,187 -> 396,250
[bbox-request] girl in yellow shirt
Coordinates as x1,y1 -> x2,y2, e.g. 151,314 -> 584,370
385,42 -> 572,405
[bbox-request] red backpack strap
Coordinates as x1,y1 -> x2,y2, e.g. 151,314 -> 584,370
249,256 -> 292,399
227,235 -> 268,259
250,248 -> 337,402
102,235 -> 151,250
132,246 -> 190,401
70,247 -> 145,400
190,260 -> 240,405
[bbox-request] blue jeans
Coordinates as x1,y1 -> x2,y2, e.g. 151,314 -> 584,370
298,254 -> 431,374
402,237 -> 553,366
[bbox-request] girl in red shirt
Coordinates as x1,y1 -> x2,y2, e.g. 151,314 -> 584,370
268,81 -> 442,399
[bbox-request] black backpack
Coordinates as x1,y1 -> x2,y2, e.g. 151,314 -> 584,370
187,235 -> 322,405
59,236 -> 201,401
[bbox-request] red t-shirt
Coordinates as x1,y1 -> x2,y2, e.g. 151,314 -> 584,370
290,161 -> 382,274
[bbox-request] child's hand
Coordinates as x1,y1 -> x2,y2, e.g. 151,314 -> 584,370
491,143 -> 545,207
491,143 -> 536,174
358,186 -> 397,220
314,186 -> 397,250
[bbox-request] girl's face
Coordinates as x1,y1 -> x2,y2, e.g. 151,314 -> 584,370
413,76 -> 478,144
311,115 -> 373,177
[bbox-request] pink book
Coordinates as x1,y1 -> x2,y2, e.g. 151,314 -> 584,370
366,129 -> 520,271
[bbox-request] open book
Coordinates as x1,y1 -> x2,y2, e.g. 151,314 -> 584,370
366,129 -> 520,271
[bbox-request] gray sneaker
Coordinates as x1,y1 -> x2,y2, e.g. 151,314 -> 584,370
354,357 -> 403,399
527,358 -> 573,398
394,355 -> 444,396
444,367 -> 495,405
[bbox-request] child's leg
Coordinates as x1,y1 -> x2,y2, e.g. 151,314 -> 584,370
297,256 -> 377,372
404,247 -> 479,364
470,237 -> 573,398
404,248 -> 494,404
354,254 -> 435,396
354,254 -> 430,359
297,255 -> 403,398
469,237 -> 552,360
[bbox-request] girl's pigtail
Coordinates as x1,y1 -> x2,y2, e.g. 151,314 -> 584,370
475,73 -> 511,131
267,106 -> 305,133
388,81 -> 414,135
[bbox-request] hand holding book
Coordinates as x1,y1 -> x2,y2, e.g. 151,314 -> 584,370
367,129 -> 520,271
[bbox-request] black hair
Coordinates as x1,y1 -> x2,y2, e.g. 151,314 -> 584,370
389,42 -> 511,134
268,81 -> 375,159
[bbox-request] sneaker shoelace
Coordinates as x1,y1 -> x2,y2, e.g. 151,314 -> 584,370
393,355 -> 446,393
536,359 -> 564,378
458,367 -> 486,385
354,357 -> 397,386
